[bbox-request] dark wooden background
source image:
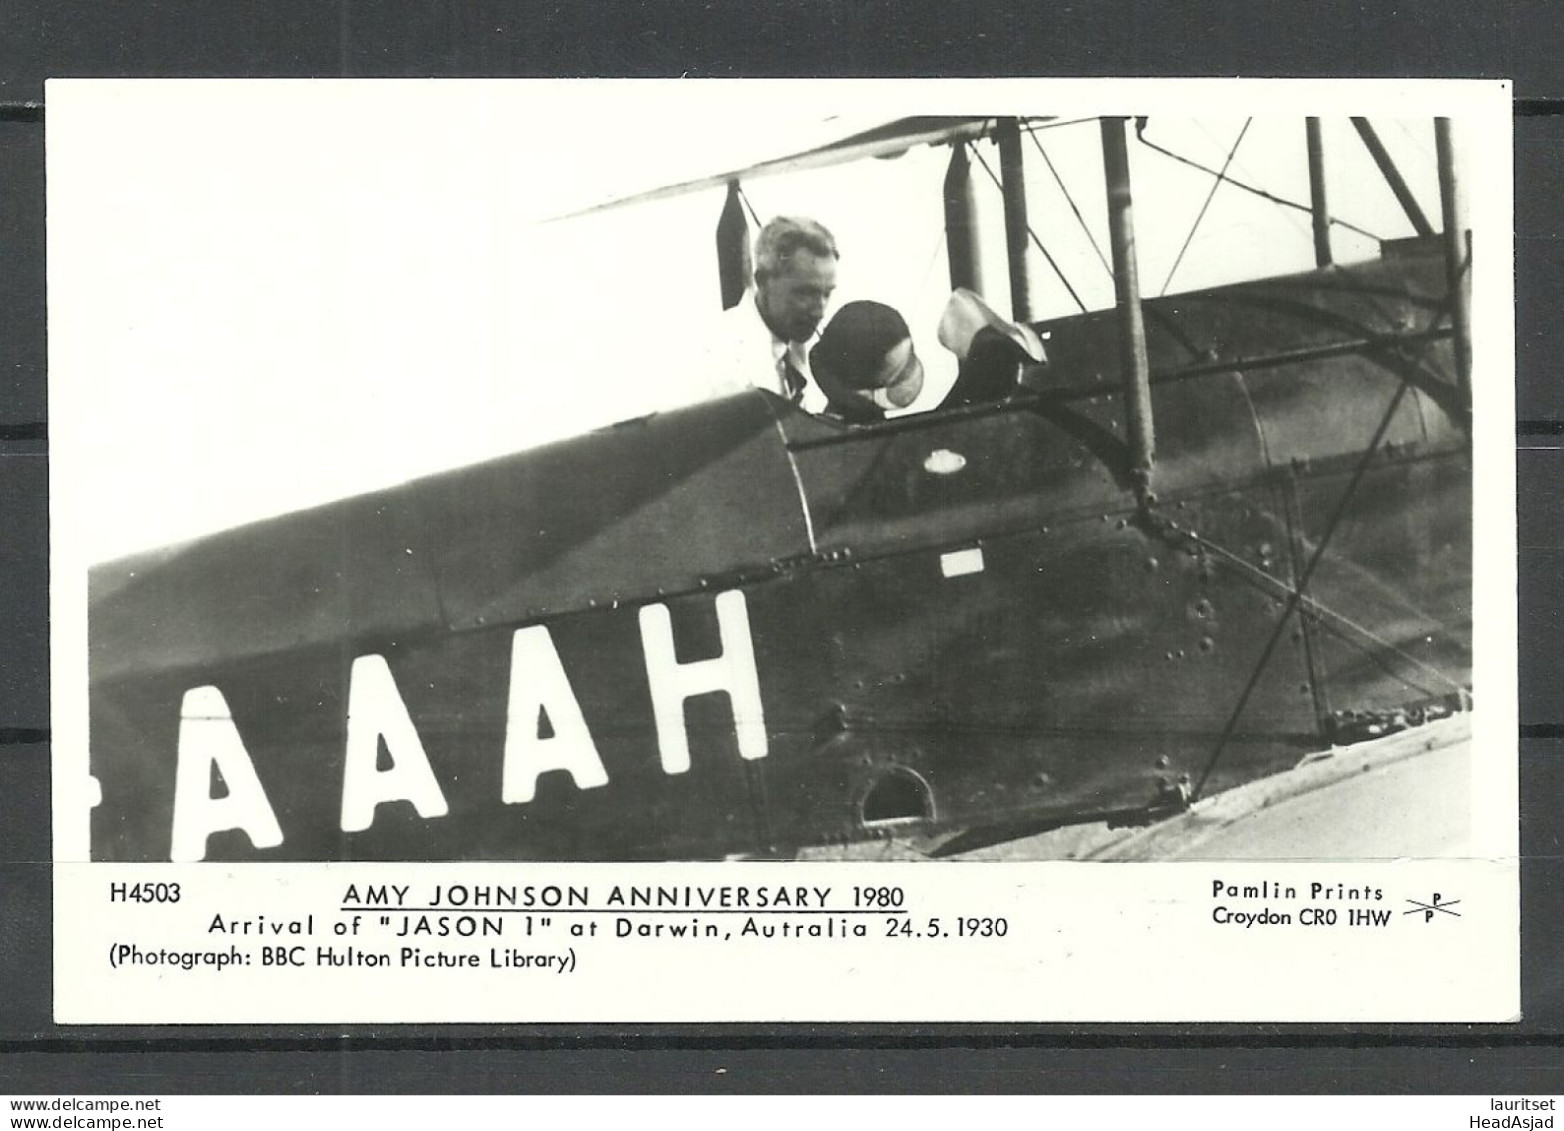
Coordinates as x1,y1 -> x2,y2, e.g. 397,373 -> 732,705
1,0 -> 1561,1093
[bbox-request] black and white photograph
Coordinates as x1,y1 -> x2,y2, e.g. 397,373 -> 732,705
53,80 -> 1507,864
45,79 -> 1517,1023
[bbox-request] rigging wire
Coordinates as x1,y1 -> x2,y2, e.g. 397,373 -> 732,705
1189,374 -> 1413,801
968,142 -> 1089,314
1185,263 -> 1469,802
917,223 -> 945,291
1180,242 -> 1468,800
1027,127 -> 1114,281
1171,525 -> 1463,696
1134,120 -> 1384,243
1191,119 -> 1315,252
1159,118 -> 1251,296
1393,118 -> 1438,172
736,184 -> 762,227
1017,115 -> 1109,138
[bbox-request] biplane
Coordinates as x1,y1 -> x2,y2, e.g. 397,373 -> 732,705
86,113 -> 1474,862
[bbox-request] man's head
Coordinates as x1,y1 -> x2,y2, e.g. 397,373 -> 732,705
810,300 -> 925,423
754,216 -> 839,344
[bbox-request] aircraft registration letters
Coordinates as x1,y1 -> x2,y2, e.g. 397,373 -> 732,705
161,589 -> 767,863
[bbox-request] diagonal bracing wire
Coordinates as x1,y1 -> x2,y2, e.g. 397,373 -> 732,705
737,185 -> 762,227
1159,118 -> 1251,296
968,142 -> 1088,314
1027,128 -> 1114,280
1135,120 -> 1384,243
1189,375 -> 1412,801
1182,262 -> 1465,800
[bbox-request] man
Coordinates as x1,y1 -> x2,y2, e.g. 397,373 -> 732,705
699,216 -> 838,411
808,300 -> 925,424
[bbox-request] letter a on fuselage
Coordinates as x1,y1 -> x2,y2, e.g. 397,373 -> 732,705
502,625 -> 610,803
340,654 -> 449,833
170,685 -> 284,862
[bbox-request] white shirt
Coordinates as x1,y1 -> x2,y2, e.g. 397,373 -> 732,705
697,291 -> 827,413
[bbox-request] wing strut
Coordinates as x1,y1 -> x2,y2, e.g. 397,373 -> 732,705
1305,118 -> 1333,267
1351,117 -> 1435,238
943,142 -> 986,296
1101,117 -> 1156,507
1435,118 -> 1474,404
996,119 -> 1035,322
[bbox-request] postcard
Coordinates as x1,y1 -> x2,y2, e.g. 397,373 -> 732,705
47,78 -> 1516,1022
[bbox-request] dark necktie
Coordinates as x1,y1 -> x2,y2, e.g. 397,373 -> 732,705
780,353 -> 806,403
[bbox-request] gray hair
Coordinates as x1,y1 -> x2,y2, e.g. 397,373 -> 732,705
754,216 -> 839,283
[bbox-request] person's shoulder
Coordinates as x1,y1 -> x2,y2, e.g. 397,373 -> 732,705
693,292 -> 769,400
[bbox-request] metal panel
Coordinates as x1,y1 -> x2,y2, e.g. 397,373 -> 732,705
780,404 -> 1126,558
746,499 -> 1320,851
90,489 -> 447,685
1294,454 -> 1473,717
432,392 -> 808,630
90,391 -> 811,682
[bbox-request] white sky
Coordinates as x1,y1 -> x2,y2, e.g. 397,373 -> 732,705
47,80 -> 1469,563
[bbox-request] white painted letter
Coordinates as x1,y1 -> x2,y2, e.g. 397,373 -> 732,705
638,589 -> 767,775
340,654 -> 448,833
170,685 -> 284,862
503,625 -> 610,804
